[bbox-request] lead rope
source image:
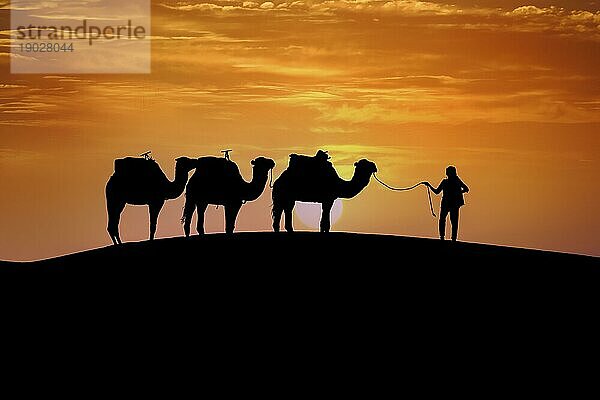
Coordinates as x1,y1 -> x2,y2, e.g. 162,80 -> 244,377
373,174 -> 436,218
426,186 -> 436,218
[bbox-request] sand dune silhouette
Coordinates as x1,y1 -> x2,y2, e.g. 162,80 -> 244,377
1,233 -> 597,274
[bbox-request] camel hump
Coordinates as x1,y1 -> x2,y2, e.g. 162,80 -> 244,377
288,150 -> 334,174
114,157 -> 162,176
196,156 -> 241,175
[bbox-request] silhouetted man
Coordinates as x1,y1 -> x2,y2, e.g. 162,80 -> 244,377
425,166 -> 469,242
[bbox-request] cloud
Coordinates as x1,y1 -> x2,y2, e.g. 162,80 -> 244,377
2,109 -> 44,113
2,0 -> 599,129
158,0 -> 464,14
233,61 -> 342,77
149,30 -> 259,43
155,1 -> 600,39
510,6 -> 550,16
379,0 -> 461,15
0,118 -> 46,126
161,2 -> 224,11
505,5 -> 600,34
0,84 -> 27,89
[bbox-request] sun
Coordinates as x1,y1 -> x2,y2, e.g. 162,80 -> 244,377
294,199 -> 343,230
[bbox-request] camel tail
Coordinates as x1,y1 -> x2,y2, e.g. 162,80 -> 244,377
180,205 -> 186,225
271,181 -> 279,211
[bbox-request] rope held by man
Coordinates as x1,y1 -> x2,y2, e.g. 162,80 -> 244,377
373,174 -> 437,218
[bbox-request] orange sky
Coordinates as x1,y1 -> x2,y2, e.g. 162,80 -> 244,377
1,0 -> 599,260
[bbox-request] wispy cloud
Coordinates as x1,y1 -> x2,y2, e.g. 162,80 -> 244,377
2,0 -> 599,127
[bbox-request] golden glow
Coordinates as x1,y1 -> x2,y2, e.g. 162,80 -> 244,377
0,1 -> 599,260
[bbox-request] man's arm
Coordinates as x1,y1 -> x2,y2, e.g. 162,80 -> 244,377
460,179 -> 469,193
423,180 -> 444,195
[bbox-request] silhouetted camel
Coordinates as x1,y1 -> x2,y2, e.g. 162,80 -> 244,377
272,151 -> 377,233
106,156 -> 197,244
182,156 -> 276,235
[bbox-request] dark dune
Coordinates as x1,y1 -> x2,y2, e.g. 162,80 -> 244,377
2,233 -> 598,334
1,232 -> 597,274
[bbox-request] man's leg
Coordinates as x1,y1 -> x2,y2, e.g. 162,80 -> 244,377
439,205 -> 449,240
450,207 -> 460,241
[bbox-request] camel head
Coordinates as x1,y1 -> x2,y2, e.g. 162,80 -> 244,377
354,159 -> 377,177
175,156 -> 197,172
251,156 -> 276,171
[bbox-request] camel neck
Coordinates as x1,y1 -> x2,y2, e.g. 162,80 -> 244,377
164,165 -> 190,199
242,168 -> 270,201
338,172 -> 371,199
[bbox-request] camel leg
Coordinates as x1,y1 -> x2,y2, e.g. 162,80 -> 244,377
225,202 -> 242,234
272,203 -> 283,232
320,200 -> 334,233
284,202 -> 295,233
149,201 -> 164,241
183,196 -> 195,238
196,202 -> 208,235
107,200 -> 125,245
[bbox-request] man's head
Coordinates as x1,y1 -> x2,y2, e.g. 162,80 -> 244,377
446,165 -> 457,178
